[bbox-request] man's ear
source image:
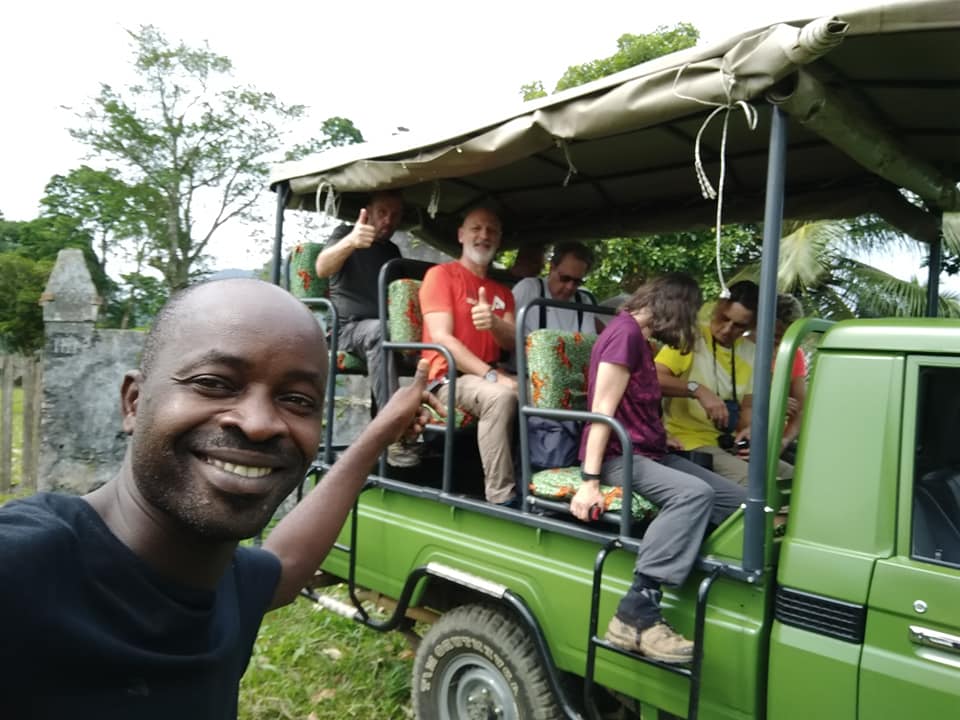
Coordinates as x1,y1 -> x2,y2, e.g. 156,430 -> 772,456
120,371 -> 144,435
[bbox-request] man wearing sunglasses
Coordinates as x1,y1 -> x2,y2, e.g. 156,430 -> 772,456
511,241 -> 600,340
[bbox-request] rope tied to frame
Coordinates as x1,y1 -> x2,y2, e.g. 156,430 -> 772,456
556,137 -> 578,187
315,182 -> 340,225
427,180 -> 441,219
672,64 -> 758,298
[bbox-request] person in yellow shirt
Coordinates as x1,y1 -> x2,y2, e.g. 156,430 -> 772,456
655,281 -> 793,484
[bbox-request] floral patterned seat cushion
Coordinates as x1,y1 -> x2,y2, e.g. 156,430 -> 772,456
382,278 -> 476,429
287,242 -> 365,373
288,242 -> 328,299
387,279 -> 423,357
525,329 -> 596,410
530,466 -> 657,519
525,330 -> 657,518
422,402 -> 476,430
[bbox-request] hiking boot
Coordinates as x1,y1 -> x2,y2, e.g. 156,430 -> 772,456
387,440 -> 421,468
605,615 -> 694,664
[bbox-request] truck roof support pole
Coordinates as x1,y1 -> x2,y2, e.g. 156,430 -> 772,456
271,182 -> 290,286
743,105 -> 788,574
926,221 -> 943,317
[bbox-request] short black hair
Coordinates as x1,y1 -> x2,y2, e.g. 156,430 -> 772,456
550,241 -> 594,271
726,280 -> 759,315
139,283 -> 209,377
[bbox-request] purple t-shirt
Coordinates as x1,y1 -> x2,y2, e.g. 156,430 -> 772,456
579,311 -> 667,462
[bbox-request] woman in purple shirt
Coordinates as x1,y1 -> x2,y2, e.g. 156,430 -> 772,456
570,273 -> 746,664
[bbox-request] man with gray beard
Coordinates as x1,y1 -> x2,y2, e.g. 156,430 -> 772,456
418,207 -> 519,506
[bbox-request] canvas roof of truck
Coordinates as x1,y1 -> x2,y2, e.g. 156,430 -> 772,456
269,0 -> 960,254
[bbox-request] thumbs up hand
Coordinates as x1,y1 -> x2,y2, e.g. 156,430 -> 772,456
348,207 -> 375,250
471,286 -> 496,331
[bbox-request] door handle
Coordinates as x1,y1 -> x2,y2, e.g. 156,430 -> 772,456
909,625 -> 960,655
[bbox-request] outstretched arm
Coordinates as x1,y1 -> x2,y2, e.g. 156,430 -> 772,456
570,361 -> 629,521
264,360 -> 440,609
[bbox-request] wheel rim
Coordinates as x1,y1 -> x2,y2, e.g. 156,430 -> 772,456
436,652 -> 520,720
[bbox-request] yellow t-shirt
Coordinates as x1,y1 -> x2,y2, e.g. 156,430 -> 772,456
655,323 -> 756,450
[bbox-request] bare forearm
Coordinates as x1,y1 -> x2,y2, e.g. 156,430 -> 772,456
264,415 -> 394,608
489,316 -> 516,350
582,423 -> 612,475
315,240 -> 354,277
656,369 -> 689,397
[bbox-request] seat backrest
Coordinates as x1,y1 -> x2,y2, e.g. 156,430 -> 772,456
378,257 -> 435,349
287,242 -> 329,300
914,468 -> 960,564
525,329 -> 596,410
386,278 -> 423,352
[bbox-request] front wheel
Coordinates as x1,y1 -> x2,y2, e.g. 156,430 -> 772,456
412,603 -> 563,720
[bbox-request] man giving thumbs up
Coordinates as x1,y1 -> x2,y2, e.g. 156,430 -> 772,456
314,191 -> 420,467
418,207 -> 520,506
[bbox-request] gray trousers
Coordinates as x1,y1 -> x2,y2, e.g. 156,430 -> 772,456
338,319 -> 397,412
601,453 -> 746,588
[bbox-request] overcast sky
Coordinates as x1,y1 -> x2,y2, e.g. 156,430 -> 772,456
5,0 -> 944,288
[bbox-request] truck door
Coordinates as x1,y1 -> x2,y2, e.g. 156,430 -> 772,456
859,359 -> 960,718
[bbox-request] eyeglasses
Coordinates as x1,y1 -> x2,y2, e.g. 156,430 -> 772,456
556,273 -> 585,286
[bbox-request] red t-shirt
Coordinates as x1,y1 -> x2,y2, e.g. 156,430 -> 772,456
419,262 -> 515,381
790,348 -> 807,380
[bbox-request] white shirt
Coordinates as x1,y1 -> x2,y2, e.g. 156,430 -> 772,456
512,277 -> 598,335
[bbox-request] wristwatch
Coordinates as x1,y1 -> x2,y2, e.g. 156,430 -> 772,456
484,368 -> 499,383
686,380 -> 700,397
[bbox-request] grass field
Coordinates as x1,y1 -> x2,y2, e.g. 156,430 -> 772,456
1,386 -> 25,490
239,592 -> 415,719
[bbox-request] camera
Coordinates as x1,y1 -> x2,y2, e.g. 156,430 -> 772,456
718,435 -> 749,452
717,399 -> 741,450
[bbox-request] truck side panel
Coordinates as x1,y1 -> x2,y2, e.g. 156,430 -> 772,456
321,489 -> 769,718
769,352 -> 904,717
859,358 -> 960,718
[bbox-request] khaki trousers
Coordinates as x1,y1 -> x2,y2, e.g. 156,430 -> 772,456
438,375 -> 517,503
692,445 -> 794,485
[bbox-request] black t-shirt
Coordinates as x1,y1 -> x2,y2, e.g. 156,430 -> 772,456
0,493 -> 281,719
325,223 -> 401,324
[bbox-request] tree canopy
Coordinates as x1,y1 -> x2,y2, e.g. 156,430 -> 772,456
521,23 -> 699,100
68,25 -> 311,291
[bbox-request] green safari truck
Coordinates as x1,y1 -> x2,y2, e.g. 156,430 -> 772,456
268,3 -> 960,717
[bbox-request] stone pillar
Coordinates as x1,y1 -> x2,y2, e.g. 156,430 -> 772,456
38,250 -> 144,494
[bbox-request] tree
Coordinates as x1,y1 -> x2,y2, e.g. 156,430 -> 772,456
586,226 -> 755,302
285,116 -> 364,160
69,25 -> 312,290
41,166 -> 158,279
0,253 -> 52,353
733,219 -> 960,318
521,23 -> 699,100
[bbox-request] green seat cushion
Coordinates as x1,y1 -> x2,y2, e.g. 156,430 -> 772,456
422,402 -> 477,430
288,243 -> 328,299
335,351 -> 366,373
525,329 -> 596,410
387,278 -> 423,357
530,466 -> 657,519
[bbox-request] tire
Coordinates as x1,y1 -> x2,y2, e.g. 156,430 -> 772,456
412,603 -> 563,720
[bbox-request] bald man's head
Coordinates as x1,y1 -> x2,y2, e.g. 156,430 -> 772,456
140,279 -> 323,377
